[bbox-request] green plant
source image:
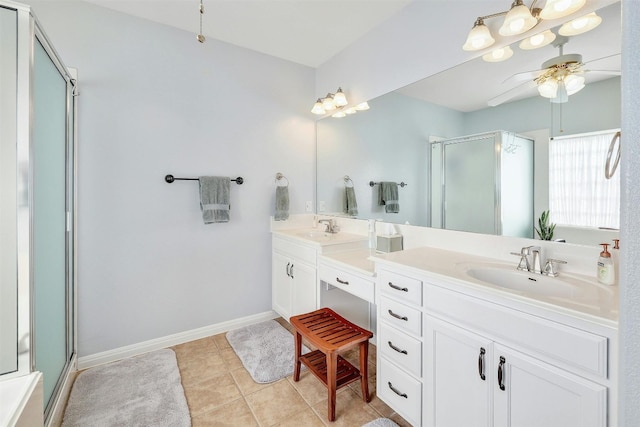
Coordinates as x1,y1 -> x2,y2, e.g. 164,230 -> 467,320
535,210 -> 556,240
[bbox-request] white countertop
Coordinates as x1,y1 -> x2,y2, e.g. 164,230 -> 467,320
374,246 -> 618,327
273,228 -> 368,247
320,248 -> 377,277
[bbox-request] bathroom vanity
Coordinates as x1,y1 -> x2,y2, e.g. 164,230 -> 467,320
271,225 -> 618,427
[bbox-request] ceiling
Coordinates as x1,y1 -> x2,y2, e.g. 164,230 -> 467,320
84,0 -> 413,68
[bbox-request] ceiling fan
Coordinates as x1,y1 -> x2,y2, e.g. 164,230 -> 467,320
488,35 -> 621,107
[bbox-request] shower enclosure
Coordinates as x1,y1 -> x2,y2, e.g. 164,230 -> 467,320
0,1 -> 77,424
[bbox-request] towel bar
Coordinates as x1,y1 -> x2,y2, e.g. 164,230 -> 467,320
165,174 -> 244,184
369,180 -> 407,188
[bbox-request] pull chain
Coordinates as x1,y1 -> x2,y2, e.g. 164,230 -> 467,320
197,0 -> 206,43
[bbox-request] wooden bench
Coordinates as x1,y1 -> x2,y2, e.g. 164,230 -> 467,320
290,308 -> 373,422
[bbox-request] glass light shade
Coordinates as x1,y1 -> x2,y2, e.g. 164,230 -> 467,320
311,99 -> 326,115
539,0 -> 586,20
345,108 -> 357,115
355,102 -> 370,111
322,94 -> 336,111
499,3 -> 537,36
519,30 -> 556,50
538,79 -> 558,98
462,20 -> 495,51
482,46 -> 514,62
551,81 -> 569,103
333,88 -> 348,107
332,111 -> 346,118
559,12 -> 602,36
564,74 -> 585,95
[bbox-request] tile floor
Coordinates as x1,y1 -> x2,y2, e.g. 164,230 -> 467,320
171,318 -> 411,427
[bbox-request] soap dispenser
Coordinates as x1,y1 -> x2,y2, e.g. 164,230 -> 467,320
597,243 -> 615,286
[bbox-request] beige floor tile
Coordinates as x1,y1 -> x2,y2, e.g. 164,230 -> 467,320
271,406 -> 325,427
184,372 -> 243,417
348,374 -> 376,400
173,337 -> 218,362
244,380 -> 309,426
311,387 -> 380,426
191,398 -> 258,427
388,411 -> 413,427
179,352 -> 230,388
220,348 -> 245,371
287,370 -> 330,406
213,333 -> 231,350
230,367 -> 273,395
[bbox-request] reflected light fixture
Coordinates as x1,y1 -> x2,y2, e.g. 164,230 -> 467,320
559,12 -> 602,36
462,18 -> 495,51
539,0 -> 586,20
355,102 -> 370,111
310,88 -> 369,118
499,0 -> 537,36
483,46 -> 514,62
519,29 -> 556,49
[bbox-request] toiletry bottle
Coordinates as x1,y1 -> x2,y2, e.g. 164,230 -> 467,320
597,243 -> 615,286
368,219 -> 377,254
611,239 -> 620,285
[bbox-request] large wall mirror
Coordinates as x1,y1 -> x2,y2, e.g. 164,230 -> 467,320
317,1 -> 620,244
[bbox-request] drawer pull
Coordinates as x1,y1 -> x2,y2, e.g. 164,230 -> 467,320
290,264 -> 294,279
387,381 -> 408,398
286,262 -> 291,277
336,277 -> 350,285
387,341 -> 408,355
387,309 -> 408,321
388,282 -> 408,292
498,356 -> 506,391
478,347 -> 486,381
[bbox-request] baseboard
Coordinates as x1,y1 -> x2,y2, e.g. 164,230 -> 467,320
77,310 -> 279,370
46,354 -> 77,427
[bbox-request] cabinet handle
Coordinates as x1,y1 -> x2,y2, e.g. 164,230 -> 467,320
388,282 -> 408,292
387,381 -> 408,399
387,309 -> 408,321
336,277 -> 350,285
286,262 -> 291,277
387,341 -> 408,355
498,356 -> 506,391
478,347 -> 486,381
290,264 -> 294,279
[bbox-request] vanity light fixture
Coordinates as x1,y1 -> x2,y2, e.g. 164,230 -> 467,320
332,111 -> 347,118
355,102 -> 370,111
311,87 -> 349,115
462,0 -> 587,52
519,29 -> 556,49
483,46 -> 514,62
558,12 -> 602,36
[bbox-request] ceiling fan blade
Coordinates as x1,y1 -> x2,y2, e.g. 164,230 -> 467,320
584,69 -> 621,76
583,52 -> 621,65
502,70 -> 542,84
488,80 -> 538,107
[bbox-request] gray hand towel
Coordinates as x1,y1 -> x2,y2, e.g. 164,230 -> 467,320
199,176 -> 230,223
275,185 -> 289,221
344,186 -> 358,216
378,181 -> 399,213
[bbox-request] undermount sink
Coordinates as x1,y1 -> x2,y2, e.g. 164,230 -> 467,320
458,263 -> 597,298
296,230 -> 332,240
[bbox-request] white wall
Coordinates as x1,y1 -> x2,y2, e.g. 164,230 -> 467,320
27,1 -> 315,356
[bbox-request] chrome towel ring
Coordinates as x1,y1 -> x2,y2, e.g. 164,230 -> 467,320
605,131 -> 621,179
275,172 -> 289,187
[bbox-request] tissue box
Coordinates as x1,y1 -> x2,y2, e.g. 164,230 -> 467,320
377,235 -> 403,253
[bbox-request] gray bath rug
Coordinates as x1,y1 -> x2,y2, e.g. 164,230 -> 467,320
226,319 -> 308,383
362,418 -> 400,427
62,349 -> 190,427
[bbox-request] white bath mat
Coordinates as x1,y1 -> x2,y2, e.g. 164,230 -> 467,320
62,348 -> 190,427
362,418 -> 400,427
226,320 -> 307,383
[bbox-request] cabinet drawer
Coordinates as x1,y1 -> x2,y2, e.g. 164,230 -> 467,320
425,284 -> 608,379
378,270 -> 422,306
319,264 -> 375,303
378,358 -> 422,426
379,323 -> 422,377
380,296 -> 422,337
273,237 -> 316,265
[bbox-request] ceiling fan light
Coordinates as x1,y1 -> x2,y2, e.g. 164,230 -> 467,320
558,12 -> 602,36
333,87 -> 348,107
539,0 -> 586,20
463,19 -> 495,51
519,30 -> 556,50
322,94 -> 336,111
538,79 -> 558,98
482,46 -> 514,62
499,2 -> 537,36
311,99 -> 326,115
551,81 -> 569,103
564,74 -> 585,95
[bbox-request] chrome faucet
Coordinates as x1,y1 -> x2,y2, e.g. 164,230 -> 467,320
318,219 -> 339,233
511,246 -> 542,273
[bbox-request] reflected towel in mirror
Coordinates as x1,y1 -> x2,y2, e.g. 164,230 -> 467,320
344,186 -> 358,216
199,176 -> 230,223
378,182 -> 399,213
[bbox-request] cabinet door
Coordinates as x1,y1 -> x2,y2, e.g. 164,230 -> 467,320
290,260 -> 317,317
272,251 -> 292,320
425,317 -> 492,427
493,345 -> 607,427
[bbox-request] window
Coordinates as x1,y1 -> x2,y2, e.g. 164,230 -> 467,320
548,130 -> 620,229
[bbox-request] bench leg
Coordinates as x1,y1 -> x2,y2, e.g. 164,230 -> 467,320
293,331 -> 302,382
359,341 -> 371,403
327,351 -> 337,421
